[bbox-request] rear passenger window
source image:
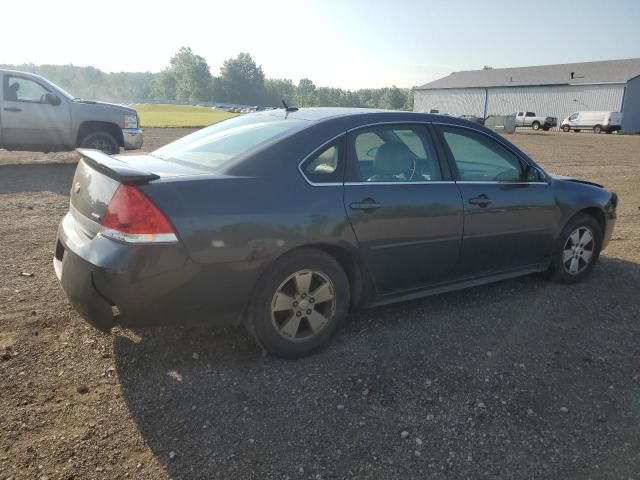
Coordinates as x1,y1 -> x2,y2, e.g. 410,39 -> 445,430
302,142 -> 342,184
348,125 -> 441,183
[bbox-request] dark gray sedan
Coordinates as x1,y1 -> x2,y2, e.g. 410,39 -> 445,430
54,108 -> 617,358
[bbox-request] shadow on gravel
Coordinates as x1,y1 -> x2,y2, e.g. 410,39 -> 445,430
0,163 -> 76,195
114,257 -> 640,479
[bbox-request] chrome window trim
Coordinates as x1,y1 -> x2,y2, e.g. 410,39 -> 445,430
432,121 -> 551,184
298,120 -> 550,187
345,120 -> 430,133
344,181 -> 456,186
297,132 -> 346,187
455,181 -> 549,185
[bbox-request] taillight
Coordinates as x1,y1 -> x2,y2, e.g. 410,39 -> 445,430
101,185 -> 178,243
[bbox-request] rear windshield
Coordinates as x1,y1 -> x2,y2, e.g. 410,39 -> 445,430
153,114 -> 308,170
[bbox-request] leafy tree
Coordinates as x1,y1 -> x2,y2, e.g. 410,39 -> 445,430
263,78 -> 296,106
151,69 -> 177,100
1,53 -> 414,109
168,47 -> 213,102
295,78 -> 316,106
381,85 -> 406,110
217,52 -> 265,104
403,89 -> 415,111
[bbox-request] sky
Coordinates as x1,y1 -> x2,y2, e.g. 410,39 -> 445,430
2,0 -> 639,89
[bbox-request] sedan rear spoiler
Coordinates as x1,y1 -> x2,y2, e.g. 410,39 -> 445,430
76,148 -> 159,184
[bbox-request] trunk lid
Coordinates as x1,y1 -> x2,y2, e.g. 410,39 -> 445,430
69,149 -> 206,237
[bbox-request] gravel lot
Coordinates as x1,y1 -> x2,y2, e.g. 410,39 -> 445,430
1,129 -> 639,479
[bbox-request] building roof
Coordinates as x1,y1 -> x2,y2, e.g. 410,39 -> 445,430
415,58 -> 640,90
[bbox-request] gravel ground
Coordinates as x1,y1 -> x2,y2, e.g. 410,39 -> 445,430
1,129 -> 639,479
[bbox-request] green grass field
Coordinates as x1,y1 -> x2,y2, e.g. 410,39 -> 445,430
134,104 -> 237,128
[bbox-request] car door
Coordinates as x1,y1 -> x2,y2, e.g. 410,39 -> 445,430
567,112 -> 579,128
343,123 -> 464,294
525,112 -> 536,126
434,124 -> 557,278
1,74 -> 71,148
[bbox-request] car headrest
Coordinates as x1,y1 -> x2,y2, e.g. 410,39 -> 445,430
374,142 -> 413,176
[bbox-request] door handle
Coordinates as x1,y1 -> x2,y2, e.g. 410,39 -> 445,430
468,195 -> 492,207
350,199 -> 381,211
3,107 -> 22,112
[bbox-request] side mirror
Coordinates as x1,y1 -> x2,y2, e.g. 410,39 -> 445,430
523,165 -> 543,182
44,93 -> 61,106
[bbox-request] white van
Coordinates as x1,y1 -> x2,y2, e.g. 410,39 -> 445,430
561,111 -> 622,133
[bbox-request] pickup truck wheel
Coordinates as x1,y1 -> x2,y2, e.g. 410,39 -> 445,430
531,121 -> 540,131
562,125 -> 571,132
593,125 -> 602,134
80,132 -> 120,155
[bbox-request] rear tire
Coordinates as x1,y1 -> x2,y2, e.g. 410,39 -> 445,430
593,125 -> 602,134
532,121 -> 540,131
547,213 -> 602,284
562,124 -> 571,132
79,131 -> 120,155
246,248 -> 350,358
542,126 -> 550,131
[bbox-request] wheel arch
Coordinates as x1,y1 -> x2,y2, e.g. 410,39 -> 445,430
578,206 -> 606,235
76,121 -> 124,147
245,242 -> 371,322
562,206 -> 606,239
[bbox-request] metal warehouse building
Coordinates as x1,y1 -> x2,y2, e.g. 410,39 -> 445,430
414,58 -> 640,133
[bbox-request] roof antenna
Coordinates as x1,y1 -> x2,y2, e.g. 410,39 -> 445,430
282,99 -> 299,113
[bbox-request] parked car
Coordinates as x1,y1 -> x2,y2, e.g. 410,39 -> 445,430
54,108 -> 617,358
514,111 -> 557,131
0,69 -> 142,154
459,114 -> 485,125
561,111 -> 622,133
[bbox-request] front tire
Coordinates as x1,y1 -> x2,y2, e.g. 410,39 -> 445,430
562,124 -> 571,132
547,213 -> 602,284
246,249 -> 350,358
79,131 -> 120,155
532,121 -> 541,131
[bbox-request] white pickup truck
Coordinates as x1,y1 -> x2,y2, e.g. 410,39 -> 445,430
514,111 -> 558,131
0,69 -> 143,154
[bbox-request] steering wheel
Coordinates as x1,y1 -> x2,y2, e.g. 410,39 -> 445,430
406,151 -> 417,181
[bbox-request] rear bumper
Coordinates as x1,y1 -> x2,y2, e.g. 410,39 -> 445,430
53,213 -> 246,332
122,128 -> 143,150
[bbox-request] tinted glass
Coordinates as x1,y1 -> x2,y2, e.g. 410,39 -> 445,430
439,126 -> 523,182
303,144 -> 340,183
154,115 -> 308,170
4,76 -> 49,102
526,112 -> 535,117
349,125 -> 441,182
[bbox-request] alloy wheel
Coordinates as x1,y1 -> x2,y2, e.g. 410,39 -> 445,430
562,226 -> 595,275
270,269 -> 336,342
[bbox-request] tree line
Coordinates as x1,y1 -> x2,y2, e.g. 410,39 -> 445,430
1,47 -> 414,110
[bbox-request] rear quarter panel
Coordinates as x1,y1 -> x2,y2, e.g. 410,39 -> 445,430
141,173 -> 359,315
